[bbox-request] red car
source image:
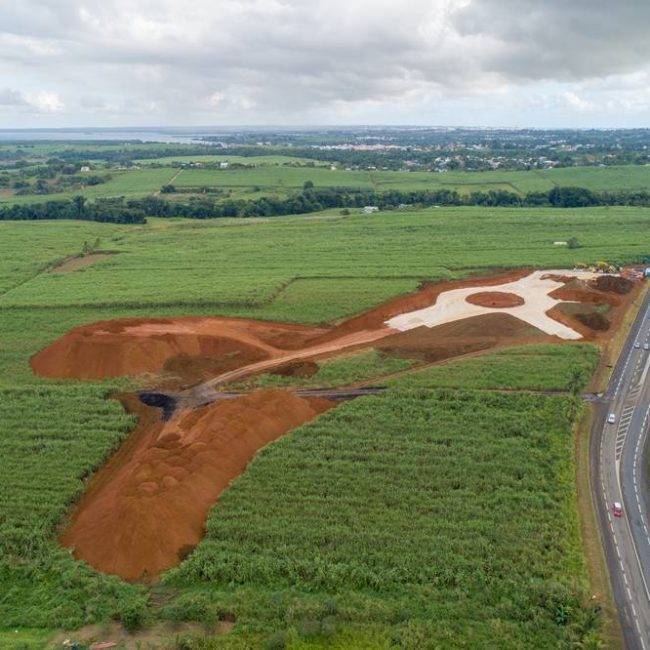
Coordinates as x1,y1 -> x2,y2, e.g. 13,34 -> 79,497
613,502 -> 623,517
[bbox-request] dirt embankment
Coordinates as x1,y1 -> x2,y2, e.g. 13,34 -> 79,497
60,390 -> 332,581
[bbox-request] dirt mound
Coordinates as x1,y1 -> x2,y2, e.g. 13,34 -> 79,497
270,360 -> 319,378
590,275 -> 634,295
466,291 -> 524,308
31,317 -> 322,381
549,278 -> 621,307
378,313 -> 551,363
60,390 -> 333,581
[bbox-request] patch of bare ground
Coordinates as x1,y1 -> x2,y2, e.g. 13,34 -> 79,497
59,390 -> 333,581
49,252 -> 117,274
31,316 -> 324,382
51,620 -> 234,650
377,312 -> 553,363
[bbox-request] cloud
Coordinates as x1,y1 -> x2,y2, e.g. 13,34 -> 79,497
1,0 -> 650,126
0,88 -> 27,106
0,87 -> 63,112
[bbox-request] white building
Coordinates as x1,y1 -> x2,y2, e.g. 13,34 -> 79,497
363,206 -> 379,214
220,161 -> 229,169
80,165 -> 91,173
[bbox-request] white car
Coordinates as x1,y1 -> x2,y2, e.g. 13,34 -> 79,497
608,413 -> 616,424
634,341 -> 641,349
644,343 -> 650,351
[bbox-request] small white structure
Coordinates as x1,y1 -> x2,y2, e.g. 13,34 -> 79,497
80,165 -> 91,173
220,161 -> 229,169
363,206 -> 379,214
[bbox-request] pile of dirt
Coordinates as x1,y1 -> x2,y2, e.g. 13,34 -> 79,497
550,278 -> 621,307
465,291 -> 525,308
60,390 -> 333,581
590,274 -> 635,295
378,312 -> 551,363
31,317 -> 322,381
270,360 -> 319,378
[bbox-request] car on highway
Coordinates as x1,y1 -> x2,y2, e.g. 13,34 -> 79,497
608,413 -> 616,424
613,502 -> 623,517
634,341 -> 641,349
644,343 -> 650,351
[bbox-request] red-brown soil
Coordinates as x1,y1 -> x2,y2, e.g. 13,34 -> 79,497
270,360 -> 319,377
550,278 -> 622,307
31,317 -> 325,381
60,390 -> 333,581
465,291 -> 525,308
378,313 -> 552,363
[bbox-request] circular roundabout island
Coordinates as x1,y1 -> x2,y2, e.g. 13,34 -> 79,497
465,291 -> 525,308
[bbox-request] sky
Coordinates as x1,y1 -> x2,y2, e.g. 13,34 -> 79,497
1,0 -> 650,129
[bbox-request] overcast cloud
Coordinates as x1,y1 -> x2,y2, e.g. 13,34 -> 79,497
1,0 -> 649,128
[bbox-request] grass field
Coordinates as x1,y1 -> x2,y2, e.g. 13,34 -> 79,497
2,162 -> 649,205
0,168 -> 177,205
1,207 -> 647,315
0,219 -> 128,294
0,205 -> 639,647
134,154 -> 328,166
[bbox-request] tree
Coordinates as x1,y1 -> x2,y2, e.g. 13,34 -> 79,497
72,195 -> 87,217
567,237 -> 581,249
303,180 -> 314,190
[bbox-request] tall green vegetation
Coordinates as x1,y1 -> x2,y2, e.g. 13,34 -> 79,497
165,363 -> 599,647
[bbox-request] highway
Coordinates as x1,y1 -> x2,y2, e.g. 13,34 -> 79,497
592,287 -> 650,649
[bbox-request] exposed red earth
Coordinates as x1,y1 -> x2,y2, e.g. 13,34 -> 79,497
60,390 -> 332,581
33,268 -> 641,581
465,291 -> 525,308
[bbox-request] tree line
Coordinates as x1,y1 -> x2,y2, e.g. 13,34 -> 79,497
2,185 -> 650,224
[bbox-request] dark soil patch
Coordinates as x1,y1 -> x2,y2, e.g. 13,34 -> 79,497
378,312 -> 551,363
270,360 -> 319,377
576,312 -> 610,331
590,275 -> 634,295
